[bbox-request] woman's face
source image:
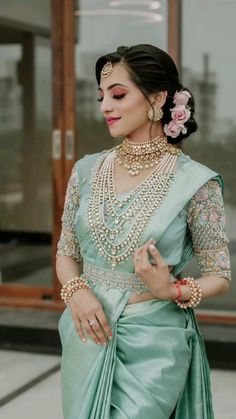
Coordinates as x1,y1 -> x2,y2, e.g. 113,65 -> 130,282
98,63 -> 152,140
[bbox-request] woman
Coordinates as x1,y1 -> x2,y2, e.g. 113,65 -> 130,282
56,44 -> 231,419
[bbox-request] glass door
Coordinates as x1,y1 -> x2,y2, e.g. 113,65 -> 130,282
0,2 -> 62,308
0,35 -> 53,280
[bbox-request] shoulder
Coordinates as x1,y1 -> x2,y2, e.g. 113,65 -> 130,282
73,148 -> 113,181
178,151 -> 215,174
178,151 -> 223,191
75,148 -> 109,169
189,179 -> 224,210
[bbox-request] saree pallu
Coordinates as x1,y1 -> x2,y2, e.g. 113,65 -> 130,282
58,285 -> 214,419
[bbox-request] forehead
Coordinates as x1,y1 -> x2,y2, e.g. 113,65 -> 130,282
99,63 -> 133,90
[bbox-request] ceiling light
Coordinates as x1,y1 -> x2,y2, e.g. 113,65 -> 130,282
109,1 -> 161,10
74,9 -> 163,23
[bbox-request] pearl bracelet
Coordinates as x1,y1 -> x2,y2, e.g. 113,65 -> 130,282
60,276 -> 91,305
175,277 -> 202,309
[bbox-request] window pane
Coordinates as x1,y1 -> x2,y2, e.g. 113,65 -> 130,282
0,16 -> 52,286
182,0 -> 236,310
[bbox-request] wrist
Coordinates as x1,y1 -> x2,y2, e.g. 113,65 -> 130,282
169,284 -> 179,301
69,287 -> 91,303
60,276 -> 91,305
175,277 -> 202,309
151,284 -> 177,301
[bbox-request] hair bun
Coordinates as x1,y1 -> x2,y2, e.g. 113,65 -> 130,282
116,46 -> 129,57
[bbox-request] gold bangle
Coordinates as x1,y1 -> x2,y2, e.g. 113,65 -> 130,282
60,276 -> 91,305
175,277 -> 202,309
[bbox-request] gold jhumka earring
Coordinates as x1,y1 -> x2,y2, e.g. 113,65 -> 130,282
101,61 -> 114,78
148,104 -> 163,122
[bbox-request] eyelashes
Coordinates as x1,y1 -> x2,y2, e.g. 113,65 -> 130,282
97,94 -> 126,102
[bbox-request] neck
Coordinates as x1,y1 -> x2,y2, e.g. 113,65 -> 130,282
125,135 -> 166,146
126,125 -> 165,144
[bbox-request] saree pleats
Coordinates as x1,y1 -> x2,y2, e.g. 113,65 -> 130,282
58,287 -> 214,419
110,300 -> 192,419
175,309 -> 215,419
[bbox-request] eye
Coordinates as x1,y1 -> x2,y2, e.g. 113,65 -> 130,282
113,94 -> 125,100
96,93 -> 126,102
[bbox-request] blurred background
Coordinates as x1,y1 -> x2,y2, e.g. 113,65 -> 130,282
0,1 -> 236,416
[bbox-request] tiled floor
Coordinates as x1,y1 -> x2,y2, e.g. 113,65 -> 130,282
0,349 -> 235,418
0,370 -> 63,419
211,369 -> 236,419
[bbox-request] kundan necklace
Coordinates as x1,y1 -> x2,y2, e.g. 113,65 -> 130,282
115,135 -> 179,176
88,145 -> 180,268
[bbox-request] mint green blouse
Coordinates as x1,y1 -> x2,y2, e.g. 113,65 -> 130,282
56,150 -> 231,288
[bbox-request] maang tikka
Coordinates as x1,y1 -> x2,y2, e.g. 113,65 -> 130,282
148,104 -> 163,122
101,61 -> 113,78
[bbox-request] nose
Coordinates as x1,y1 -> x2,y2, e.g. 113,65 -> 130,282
100,95 -> 114,114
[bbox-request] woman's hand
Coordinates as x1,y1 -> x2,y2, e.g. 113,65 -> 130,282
133,239 -> 176,300
68,289 -> 113,346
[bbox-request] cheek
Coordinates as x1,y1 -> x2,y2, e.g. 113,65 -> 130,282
121,97 -> 148,119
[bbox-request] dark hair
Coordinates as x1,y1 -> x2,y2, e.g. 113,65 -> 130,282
95,44 -> 197,144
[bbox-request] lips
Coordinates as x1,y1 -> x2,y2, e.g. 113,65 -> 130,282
106,117 -> 121,126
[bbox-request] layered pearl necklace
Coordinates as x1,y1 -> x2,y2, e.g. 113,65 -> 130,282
88,140 -> 180,268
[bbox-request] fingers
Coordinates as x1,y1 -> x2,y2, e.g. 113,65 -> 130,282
133,238 -> 154,264
71,311 -> 88,343
148,243 -> 167,268
133,239 -> 168,279
72,307 -> 112,346
96,308 -> 113,340
85,315 -> 111,346
69,290 -> 112,346
81,318 -> 106,346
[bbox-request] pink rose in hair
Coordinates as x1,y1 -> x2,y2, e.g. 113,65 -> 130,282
164,121 -> 183,138
173,90 -> 191,106
171,105 -> 191,124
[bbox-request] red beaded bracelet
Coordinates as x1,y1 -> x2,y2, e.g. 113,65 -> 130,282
174,277 -> 202,309
173,282 -> 182,300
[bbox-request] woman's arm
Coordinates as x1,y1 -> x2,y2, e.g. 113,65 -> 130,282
56,163 -> 82,283
133,179 -> 231,302
184,179 -> 231,299
56,255 -> 81,285
56,163 -> 82,268
56,163 -> 112,345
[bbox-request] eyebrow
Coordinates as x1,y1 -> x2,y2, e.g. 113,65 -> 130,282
98,83 -> 128,92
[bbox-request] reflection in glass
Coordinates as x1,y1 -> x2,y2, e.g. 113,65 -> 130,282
0,32 -> 52,285
182,0 -> 236,310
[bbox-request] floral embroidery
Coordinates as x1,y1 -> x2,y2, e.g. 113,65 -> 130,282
56,163 -> 82,263
187,180 -> 231,281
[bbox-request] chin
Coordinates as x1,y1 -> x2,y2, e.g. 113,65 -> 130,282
108,131 -> 118,138
108,127 -> 126,138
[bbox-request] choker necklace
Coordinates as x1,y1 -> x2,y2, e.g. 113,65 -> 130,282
115,136 -> 179,176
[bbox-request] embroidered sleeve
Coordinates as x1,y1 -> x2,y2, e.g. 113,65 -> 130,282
187,180 -> 231,281
56,163 -> 82,263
